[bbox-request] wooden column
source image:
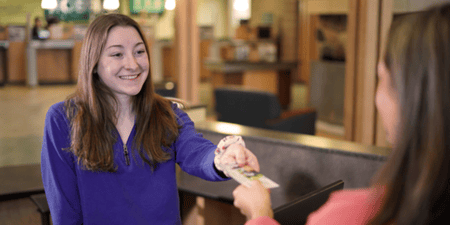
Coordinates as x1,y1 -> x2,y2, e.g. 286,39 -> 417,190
175,0 -> 200,104
344,0 -> 387,146
375,0 -> 393,147
344,0 -> 359,142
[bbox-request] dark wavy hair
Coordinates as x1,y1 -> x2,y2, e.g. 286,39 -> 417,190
370,4 -> 450,224
64,14 -> 179,172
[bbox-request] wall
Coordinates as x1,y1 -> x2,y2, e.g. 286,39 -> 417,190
306,0 -> 349,14
394,0 -> 450,13
251,0 -> 298,61
197,0 -> 228,39
0,0 -> 44,25
120,0 -> 228,40
250,0 -> 281,36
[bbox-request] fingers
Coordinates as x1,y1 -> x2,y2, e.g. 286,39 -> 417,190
235,146 -> 247,166
233,181 -> 270,220
245,150 -> 260,172
248,180 -> 263,188
224,144 -> 260,171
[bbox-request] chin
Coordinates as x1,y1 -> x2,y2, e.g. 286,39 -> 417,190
128,89 -> 143,96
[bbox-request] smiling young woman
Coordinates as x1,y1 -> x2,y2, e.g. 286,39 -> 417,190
41,14 -> 261,224
66,14 -> 171,172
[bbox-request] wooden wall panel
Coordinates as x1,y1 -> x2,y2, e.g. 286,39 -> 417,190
7,42 -> 26,83
37,49 -> 71,83
162,46 -> 176,82
71,41 -> 83,83
200,40 -> 211,81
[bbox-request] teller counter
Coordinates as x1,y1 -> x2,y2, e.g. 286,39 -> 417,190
0,39 -> 81,85
178,121 -> 390,225
27,40 -> 82,86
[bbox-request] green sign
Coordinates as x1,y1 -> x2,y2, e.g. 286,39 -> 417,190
45,0 -> 91,22
130,0 -> 165,14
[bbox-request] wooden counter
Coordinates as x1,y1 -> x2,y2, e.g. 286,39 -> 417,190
205,60 -> 297,108
27,40 -> 76,86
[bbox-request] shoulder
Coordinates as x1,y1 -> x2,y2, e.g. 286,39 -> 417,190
47,101 -> 67,118
45,101 -> 70,128
306,188 -> 384,225
170,102 -> 190,122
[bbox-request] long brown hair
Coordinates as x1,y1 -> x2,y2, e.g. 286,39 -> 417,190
370,4 -> 450,224
65,14 -> 179,172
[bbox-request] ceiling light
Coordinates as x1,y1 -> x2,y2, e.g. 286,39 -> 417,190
41,0 -> 57,10
103,0 -> 120,11
165,0 -> 176,11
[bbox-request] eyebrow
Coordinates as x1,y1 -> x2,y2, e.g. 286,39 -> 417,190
106,42 -> 145,50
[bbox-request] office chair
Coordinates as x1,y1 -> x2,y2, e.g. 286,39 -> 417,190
214,87 -> 317,135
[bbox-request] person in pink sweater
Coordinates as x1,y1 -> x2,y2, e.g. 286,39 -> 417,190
233,3 -> 450,225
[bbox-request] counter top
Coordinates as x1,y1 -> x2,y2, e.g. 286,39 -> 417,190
0,164 -> 44,201
195,121 -> 390,158
204,60 -> 298,73
29,39 -> 75,49
177,121 -> 390,209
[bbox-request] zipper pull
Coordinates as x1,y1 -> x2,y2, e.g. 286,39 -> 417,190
123,144 -> 130,166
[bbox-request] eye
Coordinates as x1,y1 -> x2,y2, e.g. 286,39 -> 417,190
135,49 -> 146,55
111,52 -> 123,57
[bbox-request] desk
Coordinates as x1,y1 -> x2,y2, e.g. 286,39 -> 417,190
27,40 -> 75,86
205,60 -> 297,108
0,40 -> 8,86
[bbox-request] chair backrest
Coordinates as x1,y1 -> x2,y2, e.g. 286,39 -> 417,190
214,87 -> 281,129
154,81 -> 177,97
273,180 -> 344,225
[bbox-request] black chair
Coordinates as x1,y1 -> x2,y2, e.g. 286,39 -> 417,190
154,81 -> 177,97
273,180 -> 344,225
214,87 -> 317,135
30,193 -> 51,225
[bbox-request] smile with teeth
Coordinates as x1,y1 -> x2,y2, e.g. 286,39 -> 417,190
119,74 -> 140,80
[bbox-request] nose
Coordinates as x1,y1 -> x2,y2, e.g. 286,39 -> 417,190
124,54 -> 139,71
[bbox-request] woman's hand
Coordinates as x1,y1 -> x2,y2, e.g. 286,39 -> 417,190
220,143 -> 260,171
233,180 -> 274,220
214,136 -> 260,176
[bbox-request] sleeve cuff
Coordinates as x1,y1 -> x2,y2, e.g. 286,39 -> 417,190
206,148 -> 230,181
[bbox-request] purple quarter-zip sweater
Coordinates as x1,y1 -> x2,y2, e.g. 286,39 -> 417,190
41,101 -> 228,225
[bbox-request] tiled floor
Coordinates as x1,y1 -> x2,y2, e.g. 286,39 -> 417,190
0,85 -> 76,167
0,82 -> 309,167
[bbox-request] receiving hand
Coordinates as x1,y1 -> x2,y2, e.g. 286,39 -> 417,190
233,180 -> 274,220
